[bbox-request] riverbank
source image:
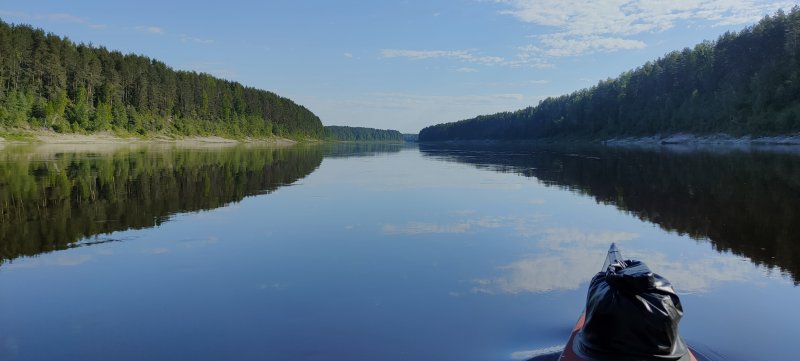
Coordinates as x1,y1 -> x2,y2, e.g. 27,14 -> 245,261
419,133 -> 800,149
0,130 -> 298,147
603,133 -> 800,146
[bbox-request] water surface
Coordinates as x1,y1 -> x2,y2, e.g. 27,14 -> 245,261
0,142 -> 798,361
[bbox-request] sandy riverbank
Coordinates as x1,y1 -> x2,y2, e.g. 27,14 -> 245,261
603,133 -> 800,146
0,131 -> 297,147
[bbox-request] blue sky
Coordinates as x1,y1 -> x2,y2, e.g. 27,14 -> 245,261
1,0 -> 795,133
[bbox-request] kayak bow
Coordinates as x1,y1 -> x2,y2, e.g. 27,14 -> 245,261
557,243 -> 698,361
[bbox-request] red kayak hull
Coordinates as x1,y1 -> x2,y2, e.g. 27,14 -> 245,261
558,312 -> 698,361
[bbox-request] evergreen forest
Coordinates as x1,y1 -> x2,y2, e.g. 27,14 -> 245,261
324,126 -> 403,142
0,19 -> 325,138
420,8 -> 800,141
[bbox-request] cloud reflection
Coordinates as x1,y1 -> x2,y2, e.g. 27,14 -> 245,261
383,222 -> 473,234
539,228 -> 639,248
626,251 -> 786,293
473,228 -> 790,295
382,214 -> 546,235
5,254 -> 93,270
473,247 -> 605,294
145,247 -> 170,255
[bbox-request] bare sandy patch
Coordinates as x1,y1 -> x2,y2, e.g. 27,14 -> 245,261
0,131 -> 298,154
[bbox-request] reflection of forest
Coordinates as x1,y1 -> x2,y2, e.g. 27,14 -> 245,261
0,145 -> 324,266
420,143 -> 800,284
319,142 -> 404,158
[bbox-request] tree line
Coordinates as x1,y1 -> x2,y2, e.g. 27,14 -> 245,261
420,8 -> 800,141
0,19 -> 325,138
323,126 -> 403,142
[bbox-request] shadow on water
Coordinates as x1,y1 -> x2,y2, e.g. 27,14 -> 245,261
420,142 -> 800,286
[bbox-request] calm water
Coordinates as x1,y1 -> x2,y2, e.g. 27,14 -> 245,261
0,142 -> 798,361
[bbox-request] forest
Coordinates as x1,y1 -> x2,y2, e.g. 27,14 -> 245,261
0,19 -> 325,138
324,126 -> 403,142
420,8 -> 800,141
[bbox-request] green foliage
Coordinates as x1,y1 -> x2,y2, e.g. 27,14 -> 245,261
0,19 -> 325,138
420,7 -> 800,141
67,86 -> 90,129
0,90 -> 32,127
323,126 -> 404,142
92,101 -> 112,131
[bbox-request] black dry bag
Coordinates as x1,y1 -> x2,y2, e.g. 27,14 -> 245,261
574,259 -> 690,360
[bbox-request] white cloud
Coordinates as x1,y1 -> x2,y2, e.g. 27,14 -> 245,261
381,49 -> 473,60
453,67 -> 478,73
0,10 -> 87,24
344,52 -> 354,58
41,13 -> 86,23
539,34 -> 646,57
180,34 -> 213,44
135,25 -> 164,34
0,10 -> 29,19
497,0 -> 793,56
355,92 -> 528,108
380,48 -> 553,68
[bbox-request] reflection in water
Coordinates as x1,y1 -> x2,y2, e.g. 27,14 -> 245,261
318,142 -> 404,158
475,240 -> 770,295
0,145 -> 324,266
420,143 -> 800,284
472,230 -> 639,294
0,142 -> 408,267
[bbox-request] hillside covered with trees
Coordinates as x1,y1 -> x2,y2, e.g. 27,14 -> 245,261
420,8 -> 800,141
324,126 -> 403,142
0,19 -> 325,138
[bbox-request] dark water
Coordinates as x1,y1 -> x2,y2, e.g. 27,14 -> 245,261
0,142 -> 798,361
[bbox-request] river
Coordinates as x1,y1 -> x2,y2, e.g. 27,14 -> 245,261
0,142 -> 797,360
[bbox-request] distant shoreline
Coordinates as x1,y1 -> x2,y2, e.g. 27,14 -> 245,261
602,133 -> 800,146
417,133 -> 800,149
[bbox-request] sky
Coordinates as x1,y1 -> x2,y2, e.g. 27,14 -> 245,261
1,0 -> 796,133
